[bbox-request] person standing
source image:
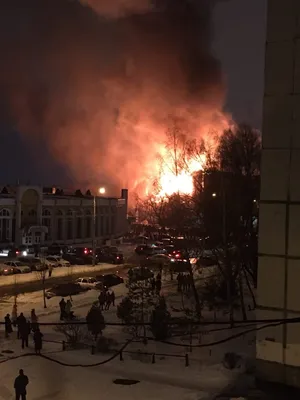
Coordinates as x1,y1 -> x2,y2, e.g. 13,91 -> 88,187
30,309 -> 38,332
12,304 -> 18,326
98,291 -> 106,311
33,328 -> 43,354
155,275 -> 162,295
59,298 -> 66,320
16,313 -> 27,340
4,314 -> 13,338
19,319 -> 29,350
110,289 -> 115,307
105,290 -> 112,310
65,299 -> 73,319
177,273 -> 183,292
48,265 -> 53,278
14,369 -> 29,400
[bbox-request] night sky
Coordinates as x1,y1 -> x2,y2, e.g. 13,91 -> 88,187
0,0 -> 267,186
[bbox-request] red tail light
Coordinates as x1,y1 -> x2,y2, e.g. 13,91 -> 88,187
16,251 -> 19,255
84,249 -> 88,254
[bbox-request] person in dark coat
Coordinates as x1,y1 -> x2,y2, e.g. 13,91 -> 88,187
150,277 -> 156,293
19,319 -> 29,350
4,314 -> 13,338
98,291 -> 106,311
110,289 -> 115,307
14,369 -> 29,400
30,309 -> 38,332
33,328 -> 43,354
59,298 -> 66,320
16,313 -> 27,340
105,290 -> 113,310
155,277 -> 162,295
177,273 -> 183,292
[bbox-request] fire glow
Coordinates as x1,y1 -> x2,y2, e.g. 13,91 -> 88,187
156,153 -> 205,198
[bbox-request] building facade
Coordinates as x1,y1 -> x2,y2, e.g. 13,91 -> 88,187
0,186 -> 128,247
257,0 -> 300,386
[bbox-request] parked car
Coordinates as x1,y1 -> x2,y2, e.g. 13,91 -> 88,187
95,273 -> 124,288
75,277 -> 99,289
66,248 -> 98,265
143,254 -> 171,269
46,256 -> 71,267
38,257 -> 57,269
135,245 -> 153,255
46,283 -> 88,299
0,248 -> 10,258
62,253 -> 86,265
4,261 -> 31,274
18,257 -> 47,271
96,248 -> 124,264
0,264 -> 15,275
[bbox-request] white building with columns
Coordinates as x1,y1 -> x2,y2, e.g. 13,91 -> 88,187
0,186 -> 128,247
257,0 -> 300,386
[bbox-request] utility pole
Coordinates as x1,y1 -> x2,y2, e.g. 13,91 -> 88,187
92,195 -> 96,266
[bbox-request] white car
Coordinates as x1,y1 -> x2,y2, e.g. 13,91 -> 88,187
46,256 -> 70,267
5,261 -> 31,274
0,264 -> 15,275
75,277 -> 98,289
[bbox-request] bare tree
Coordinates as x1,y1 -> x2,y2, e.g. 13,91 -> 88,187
35,268 -> 47,308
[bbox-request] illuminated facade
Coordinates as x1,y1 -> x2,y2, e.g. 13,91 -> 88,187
257,0 -> 300,386
0,186 -> 128,247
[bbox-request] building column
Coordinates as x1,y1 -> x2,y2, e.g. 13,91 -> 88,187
257,0 -> 300,386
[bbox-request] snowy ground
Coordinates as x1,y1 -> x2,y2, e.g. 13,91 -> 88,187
0,271 -> 257,400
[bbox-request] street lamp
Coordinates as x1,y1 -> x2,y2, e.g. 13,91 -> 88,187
212,192 -> 217,197
92,187 -> 106,266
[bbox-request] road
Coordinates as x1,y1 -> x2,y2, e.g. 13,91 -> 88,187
0,263 -> 127,297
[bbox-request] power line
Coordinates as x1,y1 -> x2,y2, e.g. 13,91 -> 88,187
0,340 -> 132,367
139,320 -> 289,348
0,316 -> 296,326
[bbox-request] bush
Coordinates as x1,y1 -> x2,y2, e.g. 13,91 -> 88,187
150,296 -> 171,340
223,352 -> 242,370
96,336 -> 118,353
55,324 -> 86,348
117,296 -> 134,324
86,305 -> 105,339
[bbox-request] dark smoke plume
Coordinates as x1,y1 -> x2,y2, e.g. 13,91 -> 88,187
0,0 -> 229,195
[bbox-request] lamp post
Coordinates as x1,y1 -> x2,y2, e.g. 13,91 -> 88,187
92,187 -> 106,266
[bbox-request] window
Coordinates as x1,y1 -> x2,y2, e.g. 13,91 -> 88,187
29,209 -> 37,217
100,216 -> 104,236
42,209 -> 52,241
56,210 -> 64,240
66,210 -> 74,240
0,208 -> 11,242
76,210 -> 83,239
85,210 -> 92,238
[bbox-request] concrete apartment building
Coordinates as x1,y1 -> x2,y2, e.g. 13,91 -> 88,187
257,0 -> 300,386
0,185 -> 128,247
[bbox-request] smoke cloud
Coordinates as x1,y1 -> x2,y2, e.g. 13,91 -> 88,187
79,0 -> 152,17
0,0 -> 229,196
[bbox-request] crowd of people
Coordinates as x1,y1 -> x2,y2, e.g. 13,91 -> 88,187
4,308 -> 43,354
59,298 -> 74,320
176,272 -> 192,293
98,288 -> 115,311
150,273 -> 162,295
